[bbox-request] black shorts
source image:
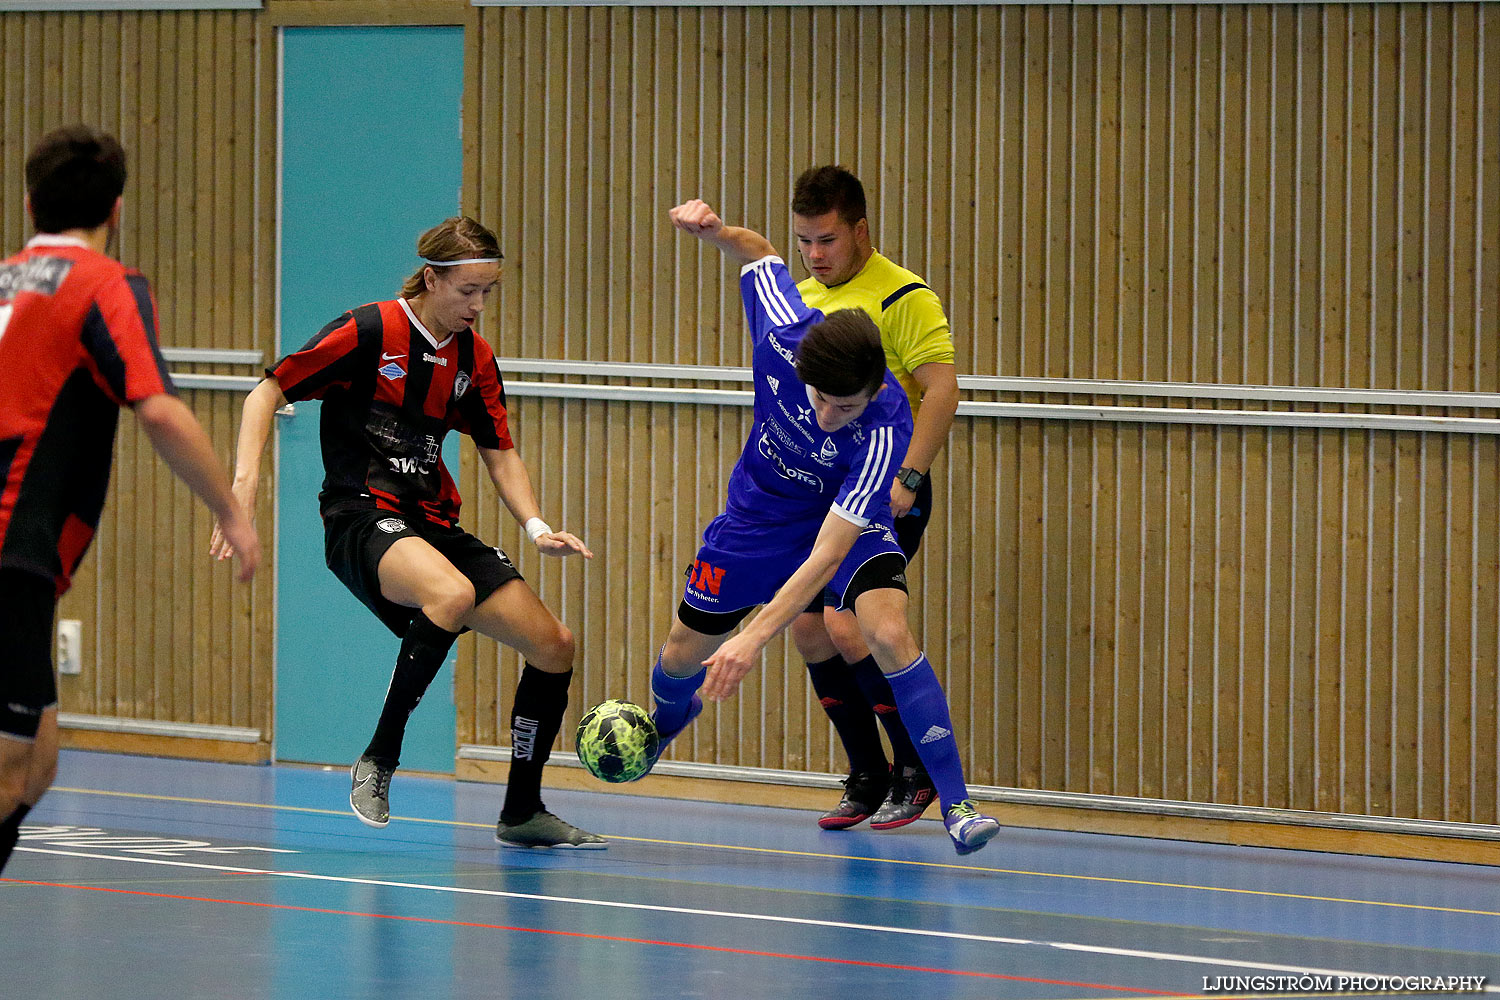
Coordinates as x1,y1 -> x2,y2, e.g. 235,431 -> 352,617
0,568 -> 58,741
802,476 -> 933,615
323,508 -> 523,637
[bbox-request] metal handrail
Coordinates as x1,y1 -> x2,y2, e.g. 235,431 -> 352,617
496,357 -> 1500,409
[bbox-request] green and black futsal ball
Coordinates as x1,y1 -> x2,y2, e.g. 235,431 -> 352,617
575,699 -> 659,783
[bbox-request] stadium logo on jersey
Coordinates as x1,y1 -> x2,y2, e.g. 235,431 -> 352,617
766,332 -> 795,365
757,431 -> 823,491
378,361 -> 406,381
453,371 -> 471,400
0,255 -> 72,298
766,375 -> 780,394
376,518 -> 407,534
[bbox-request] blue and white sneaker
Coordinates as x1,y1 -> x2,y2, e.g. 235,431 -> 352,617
944,800 -> 1001,855
646,694 -> 703,772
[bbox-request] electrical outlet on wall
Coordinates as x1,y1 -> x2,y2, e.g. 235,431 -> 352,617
57,619 -> 82,675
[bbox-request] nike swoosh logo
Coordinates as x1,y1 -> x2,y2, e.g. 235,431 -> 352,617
381,352 -> 406,361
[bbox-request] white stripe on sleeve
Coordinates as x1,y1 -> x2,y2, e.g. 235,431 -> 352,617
842,426 -> 893,518
752,260 -> 799,327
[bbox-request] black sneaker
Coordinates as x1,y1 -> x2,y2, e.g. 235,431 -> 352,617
817,769 -> 890,830
869,765 -> 936,830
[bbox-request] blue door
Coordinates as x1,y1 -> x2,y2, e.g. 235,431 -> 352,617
276,26 -> 463,773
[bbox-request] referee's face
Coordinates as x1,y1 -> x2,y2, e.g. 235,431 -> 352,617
794,210 -> 866,286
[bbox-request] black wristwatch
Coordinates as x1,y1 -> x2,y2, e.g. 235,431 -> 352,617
895,466 -> 926,492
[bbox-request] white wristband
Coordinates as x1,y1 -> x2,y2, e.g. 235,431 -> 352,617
524,517 -> 552,544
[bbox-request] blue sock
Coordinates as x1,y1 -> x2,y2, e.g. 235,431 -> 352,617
650,654 -> 706,740
884,654 -> 969,813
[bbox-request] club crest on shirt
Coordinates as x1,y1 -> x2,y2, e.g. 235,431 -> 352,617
378,361 -> 406,381
453,371 -> 471,400
376,518 -> 407,534
818,438 -> 838,463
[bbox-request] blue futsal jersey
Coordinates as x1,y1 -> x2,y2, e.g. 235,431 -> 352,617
727,256 -> 913,531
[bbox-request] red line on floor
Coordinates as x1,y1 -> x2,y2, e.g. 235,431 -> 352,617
6,878 -> 1179,995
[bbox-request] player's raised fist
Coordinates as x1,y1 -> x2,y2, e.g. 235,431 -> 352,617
669,199 -> 723,237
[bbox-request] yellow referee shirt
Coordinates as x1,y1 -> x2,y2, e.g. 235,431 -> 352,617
795,251 -> 954,415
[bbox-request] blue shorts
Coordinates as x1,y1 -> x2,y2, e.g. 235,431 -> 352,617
682,510 -> 905,619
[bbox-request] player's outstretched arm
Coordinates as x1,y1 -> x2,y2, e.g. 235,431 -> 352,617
700,511 -> 863,701
477,445 -> 593,559
135,393 -> 260,582
208,377 -> 284,564
669,199 -> 777,266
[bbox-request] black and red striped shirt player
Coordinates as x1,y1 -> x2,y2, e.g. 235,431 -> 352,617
270,295 -> 513,528
0,235 -> 173,594
1,125 -> 258,879
212,215 -> 602,849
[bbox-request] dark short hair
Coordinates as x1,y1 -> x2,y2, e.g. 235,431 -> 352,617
795,309 -> 886,398
791,165 -> 867,228
25,125 -> 127,234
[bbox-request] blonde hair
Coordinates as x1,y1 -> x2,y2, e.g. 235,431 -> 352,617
399,216 -> 503,299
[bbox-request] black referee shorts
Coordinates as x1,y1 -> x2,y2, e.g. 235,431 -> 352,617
0,568 -> 58,741
803,476 -> 934,615
323,508 -> 524,637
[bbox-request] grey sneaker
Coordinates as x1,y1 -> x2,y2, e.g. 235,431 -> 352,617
495,809 -> 607,849
869,765 -> 937,830
350,756 -> 394,828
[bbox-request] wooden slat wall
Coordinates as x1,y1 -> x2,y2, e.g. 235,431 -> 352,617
4,4 -> 1495,825
0,10 -> 275,740
464,4 -> 1500,824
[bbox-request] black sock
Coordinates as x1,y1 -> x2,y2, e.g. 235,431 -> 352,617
0,803 -> 32,876
850,655 -> 920,768
500,664 -> 572,825
806,655 -> 888,774
363,611 -> 460,768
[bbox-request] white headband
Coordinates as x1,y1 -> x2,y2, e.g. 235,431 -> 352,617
423,257 -> 501,266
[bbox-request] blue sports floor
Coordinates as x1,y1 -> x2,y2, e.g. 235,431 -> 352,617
2,750 -> 1497,999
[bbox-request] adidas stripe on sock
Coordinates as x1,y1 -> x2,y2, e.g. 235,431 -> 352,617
883,653 -> 969,812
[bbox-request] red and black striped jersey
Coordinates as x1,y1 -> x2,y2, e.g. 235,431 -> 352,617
271,298 -> 512,527
0,235 -> 175,595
